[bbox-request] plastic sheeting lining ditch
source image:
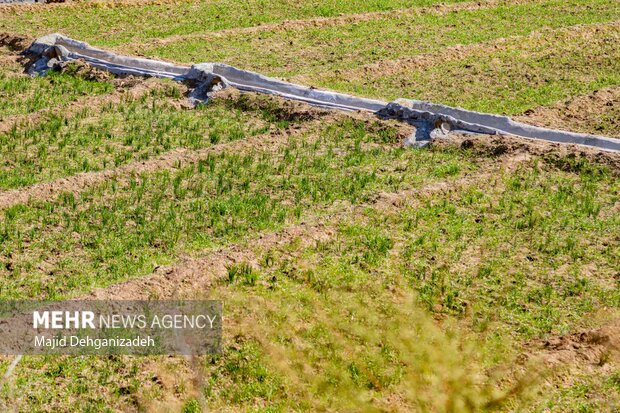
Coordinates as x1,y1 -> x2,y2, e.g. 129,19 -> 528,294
25,33 -> 620,152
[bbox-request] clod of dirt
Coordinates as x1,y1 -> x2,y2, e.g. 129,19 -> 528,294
112,75 -> 150,89
0,32 -> 32,52
211,88 -> 333,122
533,323 -> 620,367
56,59 -> 113,82
210,89 -> 414,142
435,133 -> 620,175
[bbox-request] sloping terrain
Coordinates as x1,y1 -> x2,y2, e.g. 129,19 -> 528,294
0,1 -> 619,412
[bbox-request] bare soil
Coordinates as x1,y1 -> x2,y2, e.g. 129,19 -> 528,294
0,32 -> 31,51
533,321 -> 620,366
435,133 -> 620,176
56,58 -> 114,82
516,86 -> 620,139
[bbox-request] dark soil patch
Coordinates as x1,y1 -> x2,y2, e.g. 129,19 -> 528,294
436,133 -> 620,176
212,89 -> 414,141
0,32 -> 32,51
56,59 -> 113,82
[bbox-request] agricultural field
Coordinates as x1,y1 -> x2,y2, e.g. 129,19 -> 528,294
0,0 -> 619,412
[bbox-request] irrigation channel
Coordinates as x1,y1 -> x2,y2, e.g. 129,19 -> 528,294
26,33 -> 620,152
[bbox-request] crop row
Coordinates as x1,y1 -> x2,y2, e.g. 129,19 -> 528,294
0,0 -> 472,45
0,117 -> 475,299
6,149 -> 617,411
0,85 -> 279,189
135,0 -> 620,79
315,22 -> 620,114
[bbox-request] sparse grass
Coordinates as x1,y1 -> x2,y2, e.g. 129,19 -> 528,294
513,86 -> 620,138
201,275 -> 511,412
5,151 -> 617,412
226,262 -> 260,286
0,0 -> 619,411
132,0 -> 620,79
0,117 -> 476,299
0,85 -> 273,189
0,0 -> 471,46
0,212 -> 512,411
0,67 -> 113,118
0,354 -> 152,412
314,22 -> 620,114
397,165 -> 618,339
4,0 -> 617,118
527,370 -> 620,412
146,156 -> 619,412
